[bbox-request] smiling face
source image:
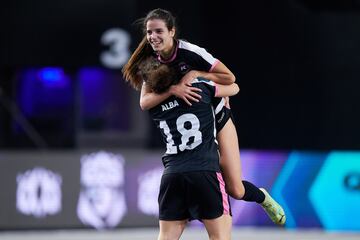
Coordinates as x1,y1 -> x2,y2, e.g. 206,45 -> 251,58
146,18 -> 175,58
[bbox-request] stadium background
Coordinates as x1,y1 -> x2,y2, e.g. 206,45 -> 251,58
0,0 -> 359,237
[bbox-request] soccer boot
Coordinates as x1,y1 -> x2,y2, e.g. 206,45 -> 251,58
259,188 -> 286,225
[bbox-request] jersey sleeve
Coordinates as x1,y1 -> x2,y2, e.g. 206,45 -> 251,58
179,40 -> 220,72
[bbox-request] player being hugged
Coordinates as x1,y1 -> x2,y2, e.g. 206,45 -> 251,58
139,56 -> 239,240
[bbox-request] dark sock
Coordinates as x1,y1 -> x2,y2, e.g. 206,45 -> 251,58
241,180 -> 265,203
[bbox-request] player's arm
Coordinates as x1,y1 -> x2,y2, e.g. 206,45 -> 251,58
140,82 -> 203,110
140,82 -> 171,110
180,61 -> 236,86
215,83 -> 239,97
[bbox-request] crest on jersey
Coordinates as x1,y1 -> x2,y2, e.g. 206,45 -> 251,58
178,62 -> 189,74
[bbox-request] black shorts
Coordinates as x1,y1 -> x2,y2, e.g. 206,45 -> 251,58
215,106 -> 234,132
158,171 -> 231,221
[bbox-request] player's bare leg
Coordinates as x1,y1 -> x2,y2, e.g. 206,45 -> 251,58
217,106 -> 286,225
217,119 -> 245,199
203,214 -> 232,240
158,220 -> 187,240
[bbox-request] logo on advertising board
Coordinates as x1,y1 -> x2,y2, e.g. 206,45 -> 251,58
16,167 -> 62,218
137,167 -> 163,216
77,151 -> 127,229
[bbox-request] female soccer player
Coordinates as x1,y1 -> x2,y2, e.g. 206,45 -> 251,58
122,8 -> 285,227
139,56 -> 239,240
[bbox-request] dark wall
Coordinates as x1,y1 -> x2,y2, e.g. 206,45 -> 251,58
0,69 -> 13,147
0,0 -> 136,66
198,1 -> 360,150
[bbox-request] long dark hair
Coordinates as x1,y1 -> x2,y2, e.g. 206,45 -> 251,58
122,8 -> 178,90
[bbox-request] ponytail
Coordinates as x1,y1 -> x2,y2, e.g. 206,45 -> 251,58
122,36 -> 153,90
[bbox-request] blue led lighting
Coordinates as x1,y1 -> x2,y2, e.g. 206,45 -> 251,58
37,67 -> 68,87
309,151 -> 360,231
272,152 -> 298,228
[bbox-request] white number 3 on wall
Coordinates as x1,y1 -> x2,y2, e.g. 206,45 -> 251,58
100,28 -> 131,69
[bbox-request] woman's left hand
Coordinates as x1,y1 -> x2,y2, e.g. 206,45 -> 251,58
169,82 -> 202,106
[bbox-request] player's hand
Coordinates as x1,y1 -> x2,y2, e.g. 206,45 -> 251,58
169,82 -> 202,106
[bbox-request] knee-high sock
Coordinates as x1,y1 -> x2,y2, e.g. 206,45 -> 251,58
241,180 -> 265,203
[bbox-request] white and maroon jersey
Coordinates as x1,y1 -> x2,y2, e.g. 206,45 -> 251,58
149,78 -> 222,174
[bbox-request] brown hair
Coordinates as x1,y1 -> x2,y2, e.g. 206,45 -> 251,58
122,8 -> 177,90
139,57 -> 177,94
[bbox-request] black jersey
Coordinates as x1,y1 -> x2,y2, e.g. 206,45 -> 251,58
149,78 -> 222,174
157,39 -> 219,78
157,39 -> 227,126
